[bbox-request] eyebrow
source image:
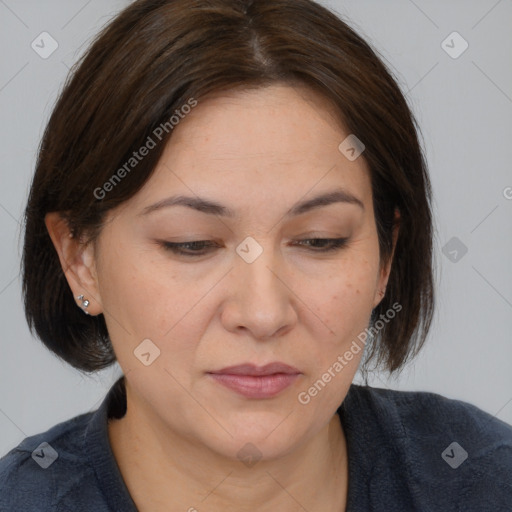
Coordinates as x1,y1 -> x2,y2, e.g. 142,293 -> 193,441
139,188 -> 364,218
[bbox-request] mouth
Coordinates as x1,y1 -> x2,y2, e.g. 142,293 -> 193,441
207,362 -> 301,399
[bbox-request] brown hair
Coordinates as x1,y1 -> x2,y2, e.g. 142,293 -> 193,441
22,0 -> 434,374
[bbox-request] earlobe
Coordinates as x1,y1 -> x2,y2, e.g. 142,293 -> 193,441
372,285 -> 388,309
44,212 -> 103,316
389,209 -> 400,263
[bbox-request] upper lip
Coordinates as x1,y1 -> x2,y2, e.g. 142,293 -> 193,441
209,363 -> 300,376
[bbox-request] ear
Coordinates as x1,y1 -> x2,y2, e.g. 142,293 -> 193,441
372,209 -> 400,308
44,212 -> 103,316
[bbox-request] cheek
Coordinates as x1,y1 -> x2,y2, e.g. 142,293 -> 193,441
308,256 -> 379,336
295,264 -> 378,409
96,237 -> 229,380
294,252 -> 379,398
95,237 -> 190,354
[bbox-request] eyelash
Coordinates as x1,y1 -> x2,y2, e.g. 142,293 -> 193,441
160,238 -> 349,257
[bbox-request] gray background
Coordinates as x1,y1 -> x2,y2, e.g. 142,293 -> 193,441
1,0 -> 511,458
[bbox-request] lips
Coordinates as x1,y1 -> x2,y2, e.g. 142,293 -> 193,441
211,362 -> 300,376
208,363 -> 301,399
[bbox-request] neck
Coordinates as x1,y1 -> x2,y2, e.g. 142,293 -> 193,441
108,383 -> 348,512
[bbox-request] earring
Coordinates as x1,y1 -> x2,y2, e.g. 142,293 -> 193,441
76,294 -> 90,315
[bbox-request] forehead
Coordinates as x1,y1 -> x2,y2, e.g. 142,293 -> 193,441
127,84 -> 372,215
170,83 -> 345,158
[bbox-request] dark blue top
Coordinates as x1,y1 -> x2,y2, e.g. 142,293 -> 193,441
1,376 -> 511,511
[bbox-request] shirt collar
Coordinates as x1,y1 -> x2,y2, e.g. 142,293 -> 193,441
83,375 -> 137,511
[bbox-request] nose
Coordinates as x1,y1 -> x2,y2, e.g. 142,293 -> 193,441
220,240 -> 297,340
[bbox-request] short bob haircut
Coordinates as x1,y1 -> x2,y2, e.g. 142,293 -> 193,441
22,0 -> 434,374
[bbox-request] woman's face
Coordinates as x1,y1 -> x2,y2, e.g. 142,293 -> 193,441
87,84 -> 393,460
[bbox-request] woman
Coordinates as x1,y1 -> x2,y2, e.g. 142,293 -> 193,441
1,0 -> 511,510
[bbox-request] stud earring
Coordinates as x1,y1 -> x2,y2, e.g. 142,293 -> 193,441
76,294 -> 90,315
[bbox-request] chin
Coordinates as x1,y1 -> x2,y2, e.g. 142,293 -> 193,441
204,415 -> 308,464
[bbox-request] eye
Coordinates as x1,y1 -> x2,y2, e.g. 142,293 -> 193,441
159,237 -> 349,257
292,238 -> 349,252
160,240 -> 220,256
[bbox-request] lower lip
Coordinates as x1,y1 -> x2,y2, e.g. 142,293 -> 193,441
209,373 -> 300,399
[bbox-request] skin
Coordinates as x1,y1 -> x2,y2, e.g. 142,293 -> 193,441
46,83 -> 398,511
